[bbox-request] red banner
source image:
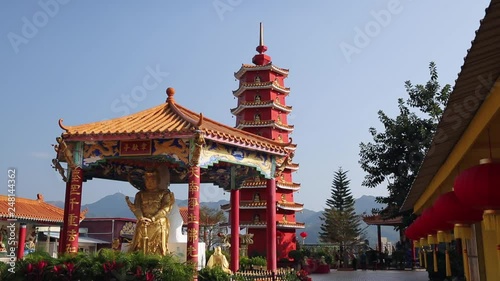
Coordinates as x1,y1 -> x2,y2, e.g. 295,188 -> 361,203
62,167 -> 83,254
187,166 -> 200,264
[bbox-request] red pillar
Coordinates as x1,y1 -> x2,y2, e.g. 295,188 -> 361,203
377,225 -> 382,252
187,166 -> 200,266
59,179 -> 72,253
61,167 -> 83,254
266,178 -> 277,272
230,189 -> 240,272
16,224 -> 27,259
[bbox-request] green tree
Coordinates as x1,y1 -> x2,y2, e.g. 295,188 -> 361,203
319,168 -> 361,267
358,62 -> 451,228
199,205 -> 227,250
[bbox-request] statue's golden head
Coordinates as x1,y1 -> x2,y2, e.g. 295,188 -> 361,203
144,170 -> 160,191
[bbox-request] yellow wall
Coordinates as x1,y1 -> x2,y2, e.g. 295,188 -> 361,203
481,223 -> 499,281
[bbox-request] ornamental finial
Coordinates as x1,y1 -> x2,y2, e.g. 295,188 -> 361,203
256,22 -> 267,54
259,22 -> 264,47
253,23 -> 271,65
166,87 -> 175,103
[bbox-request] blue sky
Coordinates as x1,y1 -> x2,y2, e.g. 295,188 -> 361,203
0,0 -> 490,211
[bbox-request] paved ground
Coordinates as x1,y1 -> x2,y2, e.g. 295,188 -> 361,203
309,269 -> 429,281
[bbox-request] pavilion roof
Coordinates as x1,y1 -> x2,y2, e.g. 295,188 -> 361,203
59,88 -> 288,155
362,214 -> 403,226
0,194 -> 64,224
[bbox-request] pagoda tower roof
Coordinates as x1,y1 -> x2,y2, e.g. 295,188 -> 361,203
58,88 -> 289,155
276,181 -> 301,191
232,80 -> 291,97
221,200 -> 304,211
236,119 -> 294,132
230,100 -> 292,115
234,63 -> 289,80
221,221 -> 305,229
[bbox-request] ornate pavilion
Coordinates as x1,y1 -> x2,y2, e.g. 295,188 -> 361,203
52,27 -> 300,272
402,0 -> 500,280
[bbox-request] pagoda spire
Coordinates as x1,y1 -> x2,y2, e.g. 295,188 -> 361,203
253,22 -> 271,65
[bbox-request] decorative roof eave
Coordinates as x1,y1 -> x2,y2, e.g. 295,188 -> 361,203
362,214 -> 403,226
201,130 -> 287,156
285,163 -> 299,171
61,131 -> 195,142
236,121 -> 294,132
234,63 -> 289,80
236,221 -> 305,229
277,222 -> 305,229
230,101 -> 292,115
240,221 -> 268,228
221,201 -> 267,210
276,181 -> 301,191
277,202 -> 304,211
232,81 -> 291,97
241,180 -> 267,188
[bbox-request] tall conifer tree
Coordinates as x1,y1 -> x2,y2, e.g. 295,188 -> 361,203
320,168 -> 361,266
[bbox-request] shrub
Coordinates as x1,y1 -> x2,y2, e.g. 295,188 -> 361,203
198,266 -> 230,281
1,250 -> 195,281
288,250 -> 303,262
239,256 -> 251,270
250,256 -> 266,267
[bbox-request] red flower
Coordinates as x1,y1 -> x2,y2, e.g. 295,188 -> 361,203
146,271 -> 154,281
135,266 -> 143,277
37,260 -> 48,271
103,261 -> 118,273
52,265 -> 62,274
26,263 -> 33,273
65,262 -> 75,275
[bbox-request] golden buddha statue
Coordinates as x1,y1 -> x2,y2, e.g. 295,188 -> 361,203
125,170 -> 175,255
207,246 -> 232,274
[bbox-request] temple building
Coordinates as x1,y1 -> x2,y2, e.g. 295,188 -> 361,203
402,1 -> 500,280
222,23 -> 305,258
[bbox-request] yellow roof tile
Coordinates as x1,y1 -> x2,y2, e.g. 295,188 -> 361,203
59,89 -> 288,155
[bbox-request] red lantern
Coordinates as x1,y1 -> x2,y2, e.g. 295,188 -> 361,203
454,161 -> 500,210
405,223 -> 418,240
418,207 -> 438,237
300,231 -> 308,238
433,191 -> 483,225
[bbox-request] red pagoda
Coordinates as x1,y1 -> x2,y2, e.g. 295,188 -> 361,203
222,23 -> 305,259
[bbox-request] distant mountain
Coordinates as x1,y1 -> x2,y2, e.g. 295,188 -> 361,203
48,193 -> 229,219
48,194 -> 399,246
